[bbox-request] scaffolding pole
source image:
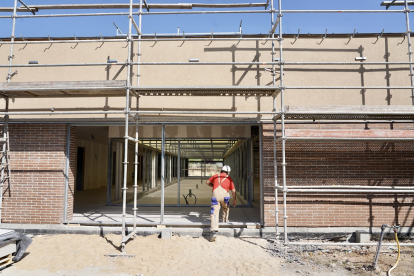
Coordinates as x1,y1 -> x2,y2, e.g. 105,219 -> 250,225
161,125 -> 165,224
270,0 -> 280,239
0,99 -> 9,228
132,97 -> 139,235
6,0 -> 18,83
404,0 -> 414,105
120,0 -> 134,254
277,0 -> 288,244
5,61 -> 414,68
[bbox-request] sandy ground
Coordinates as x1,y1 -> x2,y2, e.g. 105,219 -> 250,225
0,234 -> 412,276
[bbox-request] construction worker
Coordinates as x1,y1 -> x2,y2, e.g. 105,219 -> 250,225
206,165 -> 236,242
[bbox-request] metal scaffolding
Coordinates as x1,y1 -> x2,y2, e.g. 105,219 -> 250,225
1,0 -> 414,251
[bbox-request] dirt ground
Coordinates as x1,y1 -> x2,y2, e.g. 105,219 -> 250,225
1,233 -> 413,276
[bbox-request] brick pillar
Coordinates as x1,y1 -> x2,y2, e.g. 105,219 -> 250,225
2,124 -> 76,224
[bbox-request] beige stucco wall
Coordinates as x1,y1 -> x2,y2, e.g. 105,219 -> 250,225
0,36 -> 412,119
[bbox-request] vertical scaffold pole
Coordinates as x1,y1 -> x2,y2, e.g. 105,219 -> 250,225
277,0 -> 288,244
270,0 -> 279,239
259,124 -> 264,225
121,0 -> 134,253
177,139 -> 181,205
137,0 -> 143,86
161,125 -> 165,224
0,99 -> 9,228
7,0 -> 18,83
404,0 -> 414,105
132,97 -> 139,234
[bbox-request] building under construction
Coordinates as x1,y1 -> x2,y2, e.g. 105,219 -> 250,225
0,1 -> 413,250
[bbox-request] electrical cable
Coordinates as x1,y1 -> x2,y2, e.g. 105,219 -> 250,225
387,229 -> 401,276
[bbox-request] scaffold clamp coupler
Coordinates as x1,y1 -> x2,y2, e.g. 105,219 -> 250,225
277,13 -> 283,18
404,8 -> 411,13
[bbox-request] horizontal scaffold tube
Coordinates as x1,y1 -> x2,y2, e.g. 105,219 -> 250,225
19,3 -> 268,10
282,10 -> 403,13
0,110 -> 280,116
286,186 -> 414,189
0,10 -> 270,19
276,137 -> 414,142
1,39 -> 126,44
3,37 -> 414,45
286,189 -> 414,193
3,62 -> 414,68
285,86 -> 414,89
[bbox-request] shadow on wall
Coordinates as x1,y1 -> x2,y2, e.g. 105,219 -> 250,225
204,39 -> 405,106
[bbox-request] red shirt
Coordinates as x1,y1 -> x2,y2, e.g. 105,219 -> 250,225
209,173 -> 235,192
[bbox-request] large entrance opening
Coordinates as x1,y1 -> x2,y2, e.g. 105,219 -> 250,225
72,125 -> 261,226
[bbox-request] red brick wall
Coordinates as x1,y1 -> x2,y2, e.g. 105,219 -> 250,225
263,122 -> 414,227
2,124 -> 76,224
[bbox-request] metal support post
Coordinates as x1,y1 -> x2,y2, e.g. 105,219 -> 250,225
277,0 -> 288,244
373,224 -> 389,270
132,100 -> 139,233
63,124 -> 70,222
120,0 -> 134,254
161,125 -> 165,224
270,0 -> 280,239
177,139 -> 181,205
259,124 -> 264,225
107,139 -> 113,205
137,0 -> 143,85
142,148 -> 146,192
7,0 -> 18,83
0,99 -> 9,227
404,0 -> 414,105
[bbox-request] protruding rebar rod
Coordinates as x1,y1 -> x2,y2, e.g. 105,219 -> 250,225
404,0 -> 414,105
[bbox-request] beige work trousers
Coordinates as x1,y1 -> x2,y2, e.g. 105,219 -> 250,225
210,185 -> 230,232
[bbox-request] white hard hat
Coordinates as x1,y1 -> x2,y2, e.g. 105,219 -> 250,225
221,165 -> 231,173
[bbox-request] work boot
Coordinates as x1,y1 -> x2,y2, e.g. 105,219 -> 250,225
210,231 -> 217,242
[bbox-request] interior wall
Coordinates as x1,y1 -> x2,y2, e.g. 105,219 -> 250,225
76,127 -> 109,190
